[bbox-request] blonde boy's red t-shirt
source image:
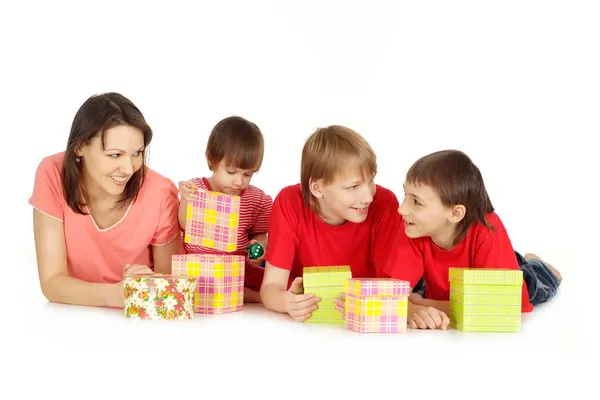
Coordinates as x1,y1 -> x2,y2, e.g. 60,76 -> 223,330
385,212 -> 534,312
29,152 -> 181,284
265,183 -> 402,289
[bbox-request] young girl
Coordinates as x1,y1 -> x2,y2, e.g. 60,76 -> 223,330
385,149 -> 562,329
29,92 -> 182,308
178,116 -> 273,303
260,125 -> 448,328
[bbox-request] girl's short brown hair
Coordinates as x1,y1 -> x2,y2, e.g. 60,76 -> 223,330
205,116 -> 264,171
406,149 -> 494,245
300,125 -> 377,211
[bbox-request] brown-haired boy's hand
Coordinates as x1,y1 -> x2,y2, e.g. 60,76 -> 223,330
284,277 -> 321,322
178,180 -> 197,203
407,302 -> 450,330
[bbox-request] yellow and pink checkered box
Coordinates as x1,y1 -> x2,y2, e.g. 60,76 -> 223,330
171,254 -> 244,314
344,278 -> 411,333
184,189 -> 240,252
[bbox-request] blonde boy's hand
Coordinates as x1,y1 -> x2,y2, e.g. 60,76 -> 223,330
178,180 -> 197,202
284,277 -> 321,322
408,304 -> 450,330
333,291 -> 346,318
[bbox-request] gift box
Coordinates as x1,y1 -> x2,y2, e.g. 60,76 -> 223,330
123,274 -> 197,320
172,254 -> 245,314
449,268 -> 523,332
344,278 -> 410,333
184,189 -> 240,252
302,266 -> 351,324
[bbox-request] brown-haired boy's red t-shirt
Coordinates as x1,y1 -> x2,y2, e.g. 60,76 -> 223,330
385,212 -> 534,312
265,184 -> 402,288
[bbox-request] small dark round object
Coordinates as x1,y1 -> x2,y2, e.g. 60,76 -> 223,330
246,243 -> 264,259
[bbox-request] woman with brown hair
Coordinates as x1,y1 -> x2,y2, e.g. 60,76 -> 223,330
29,92 -> 183,309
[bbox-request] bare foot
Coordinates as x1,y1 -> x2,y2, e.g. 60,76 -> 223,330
524,253 -> 562,282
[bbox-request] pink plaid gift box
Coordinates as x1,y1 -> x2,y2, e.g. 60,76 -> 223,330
171,254 -> 244,314
344,278 -> 411,333
184,189 -> 240,252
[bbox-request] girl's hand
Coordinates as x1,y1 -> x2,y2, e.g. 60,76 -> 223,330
178,180 -> 198,203
247,239 -> 266,265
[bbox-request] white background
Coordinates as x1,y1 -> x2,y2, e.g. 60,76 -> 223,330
2,0 -> 597,398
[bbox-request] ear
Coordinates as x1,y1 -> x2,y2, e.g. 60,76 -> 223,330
75,144 -> 85,158
309,178 -> 324,199
448,204 -> 466,223
205,151 -> 214,171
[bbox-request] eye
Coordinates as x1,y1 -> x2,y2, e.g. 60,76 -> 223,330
413,198 -> 421,206
133,151 -> 143,156
346,185 -> 357,190
227,170 -> 236,175
109,154 -> 120,158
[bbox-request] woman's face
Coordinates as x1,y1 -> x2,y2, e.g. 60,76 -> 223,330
77,125 -> 145,198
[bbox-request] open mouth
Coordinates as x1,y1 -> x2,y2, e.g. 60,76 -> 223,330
111,176 -> 129,186
351,206 -> 368,213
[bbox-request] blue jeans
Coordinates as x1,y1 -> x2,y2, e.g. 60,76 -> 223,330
412,251 -> 561,306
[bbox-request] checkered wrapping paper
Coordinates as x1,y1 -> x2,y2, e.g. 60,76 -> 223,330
123,274 -> 197,320
449,268 -> 523,332
184,189 -> 241,252
344,278 -> 409,333
302,266 -> 351,324
172,254 -> 245,314
348,278 -> 411,297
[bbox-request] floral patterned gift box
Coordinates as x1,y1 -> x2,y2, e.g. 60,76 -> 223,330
123,274 -> 197,320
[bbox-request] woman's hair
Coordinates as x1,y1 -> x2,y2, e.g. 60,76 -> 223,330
63,92 -> 153,214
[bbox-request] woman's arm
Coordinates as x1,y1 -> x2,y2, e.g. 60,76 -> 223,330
33,209 -> 122,308
152,234 -> 183,274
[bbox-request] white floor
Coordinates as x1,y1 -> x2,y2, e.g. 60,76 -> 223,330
11,263 -> 593,399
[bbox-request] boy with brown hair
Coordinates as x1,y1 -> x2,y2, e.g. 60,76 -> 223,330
178,116 -> 273,302
385,149 -> 562,329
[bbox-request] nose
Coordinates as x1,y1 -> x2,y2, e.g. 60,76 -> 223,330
398,199 -> 409,216
360,185 -> 374,204
233,174 -> 243,187
121,157 -> 134,175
